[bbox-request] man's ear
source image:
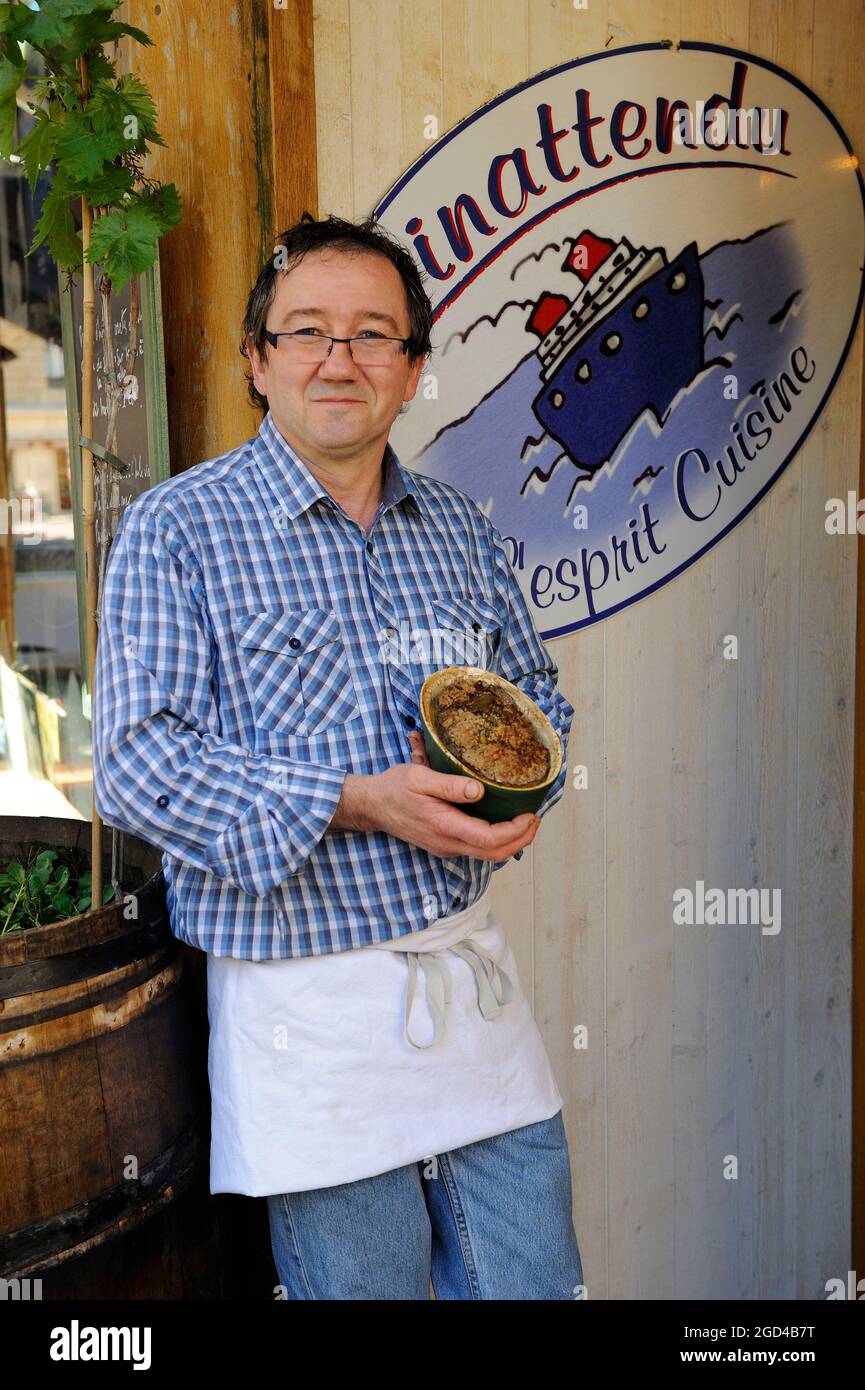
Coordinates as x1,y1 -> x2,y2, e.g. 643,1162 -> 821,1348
402,351 -> 426,404
247,333 -> 268,388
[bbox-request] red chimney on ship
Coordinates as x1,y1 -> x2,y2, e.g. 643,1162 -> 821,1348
526,230 -> 618,338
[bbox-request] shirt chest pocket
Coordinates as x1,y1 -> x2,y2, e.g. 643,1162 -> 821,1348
428,593 -> 503,672
237,606 -> 361,736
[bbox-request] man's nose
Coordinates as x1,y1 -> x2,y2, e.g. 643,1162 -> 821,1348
317,339 -> 359,376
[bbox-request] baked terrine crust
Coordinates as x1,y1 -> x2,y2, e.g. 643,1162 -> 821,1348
431,676 -> 551,787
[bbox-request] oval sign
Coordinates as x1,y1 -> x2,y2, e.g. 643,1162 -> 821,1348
375,41 -> 865,637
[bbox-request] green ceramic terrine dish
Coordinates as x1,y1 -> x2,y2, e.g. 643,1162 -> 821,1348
418,665 -> 563,823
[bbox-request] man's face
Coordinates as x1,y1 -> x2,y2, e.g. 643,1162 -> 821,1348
246,247 -> 425,463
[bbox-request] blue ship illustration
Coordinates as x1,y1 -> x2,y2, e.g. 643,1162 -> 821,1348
527,230 -> 705,476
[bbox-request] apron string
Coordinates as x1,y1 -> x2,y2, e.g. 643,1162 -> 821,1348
403,952 -> 451,1048
400,940 -> 514,1049
450,940 -> 514,1019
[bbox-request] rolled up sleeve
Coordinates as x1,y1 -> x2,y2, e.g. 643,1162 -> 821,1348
92,502 -> 346,896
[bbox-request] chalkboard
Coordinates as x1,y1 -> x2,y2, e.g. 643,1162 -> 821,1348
58,251 -> 170,694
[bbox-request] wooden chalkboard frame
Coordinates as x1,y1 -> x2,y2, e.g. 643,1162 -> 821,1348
58,253 -> 171,699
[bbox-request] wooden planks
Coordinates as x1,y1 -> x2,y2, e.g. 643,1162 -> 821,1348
312,0 -> 864,1299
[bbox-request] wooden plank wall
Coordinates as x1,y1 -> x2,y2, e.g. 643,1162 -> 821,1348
312,0 -> 863,1298
121,0 -> 320,468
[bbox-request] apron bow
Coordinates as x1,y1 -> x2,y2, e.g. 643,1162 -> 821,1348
399,939 -> 514,1049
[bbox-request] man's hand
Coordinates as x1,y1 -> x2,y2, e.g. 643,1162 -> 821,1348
328,729 -> 540,862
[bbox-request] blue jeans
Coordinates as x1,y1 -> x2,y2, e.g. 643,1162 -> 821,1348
266,1109 -> 584,1299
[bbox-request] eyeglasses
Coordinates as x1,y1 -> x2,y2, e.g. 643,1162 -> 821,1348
262,328 -> 411,365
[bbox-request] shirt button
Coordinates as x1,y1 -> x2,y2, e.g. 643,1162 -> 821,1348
405,715 -> 416,728
156,794 -> 169,808
289,637 -> 300,649
366,540 -> 373,553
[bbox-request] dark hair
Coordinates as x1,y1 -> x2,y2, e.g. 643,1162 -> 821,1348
239,211 -> 434,414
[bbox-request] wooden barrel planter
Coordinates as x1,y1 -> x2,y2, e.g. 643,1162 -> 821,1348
0,815 -> 226,1297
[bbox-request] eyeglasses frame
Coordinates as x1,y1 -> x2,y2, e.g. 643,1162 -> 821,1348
261,328 -> 412,361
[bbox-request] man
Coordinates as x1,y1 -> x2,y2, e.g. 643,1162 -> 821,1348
93,213 -> 584,1300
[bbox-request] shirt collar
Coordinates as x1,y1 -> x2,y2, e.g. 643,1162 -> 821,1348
252,409 -> 426,522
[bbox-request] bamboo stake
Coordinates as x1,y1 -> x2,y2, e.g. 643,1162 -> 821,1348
0,353 -> 14,667
79,53 -> 101,909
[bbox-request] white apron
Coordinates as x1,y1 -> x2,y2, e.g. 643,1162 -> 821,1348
205,886 -> 564,1195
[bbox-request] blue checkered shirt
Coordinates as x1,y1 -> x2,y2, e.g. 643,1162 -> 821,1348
92,410 -> 574,959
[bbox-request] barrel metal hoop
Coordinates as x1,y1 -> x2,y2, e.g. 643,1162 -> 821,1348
0,1121 -> 205,1278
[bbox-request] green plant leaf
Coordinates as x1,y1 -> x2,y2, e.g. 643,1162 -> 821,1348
137,182 -> 182,233
82,45 -> 114,82
89,73 -> 161,151
60,21 -> 153,68
43,77 -> 80,110
54,107 -> 123,180
3,5 -> 151,73
75,163 -> 134,206
7,0 -> 115,52
26,76 -> 53,106
74,881 -> 112,910
28,182 -> 83,270
108,21 -> 152,47
2,861 -> 24,888
86,201 -> 160,291
17,107 -> 58,190
0,37 -> 26,159
50,891 -> 76,917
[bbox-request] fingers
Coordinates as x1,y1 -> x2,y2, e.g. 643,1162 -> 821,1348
407,730 -> 429,765
415,763 -> 486,803
450,808 -> 537,846
433,807 -> 541,858
445,811 -> 539,856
